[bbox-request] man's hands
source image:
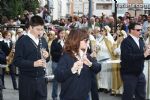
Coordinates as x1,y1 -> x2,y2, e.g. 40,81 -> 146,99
34,59 -> 46,67
144,45 -> 150,57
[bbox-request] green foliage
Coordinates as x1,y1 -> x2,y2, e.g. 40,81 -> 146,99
0,0 -> 24,18
23,0 -> 39,13
0,0 -> 39,18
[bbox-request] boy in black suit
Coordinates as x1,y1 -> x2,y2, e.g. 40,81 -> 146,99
14,16 -> 49,100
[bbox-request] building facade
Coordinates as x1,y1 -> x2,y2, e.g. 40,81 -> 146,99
45,0 -> 150,20
93,0 -> 112,16
70,0 -> 128,17
127,0 -> 143,16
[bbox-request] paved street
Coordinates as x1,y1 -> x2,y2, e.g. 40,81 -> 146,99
3,75 -> 121,100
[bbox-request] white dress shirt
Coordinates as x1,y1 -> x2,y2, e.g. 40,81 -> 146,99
130,34 -> 140,48
27,33 -> 39,45
4,39 -> 11,47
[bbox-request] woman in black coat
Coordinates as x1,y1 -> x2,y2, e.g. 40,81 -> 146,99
0,31 -> 13,89
54,29 -> 101,100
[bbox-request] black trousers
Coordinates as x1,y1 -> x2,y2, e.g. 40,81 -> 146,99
91,74 -> 99,100
0,79 -> 3,100
1,65 -> 17,89
19,75 -> 47,100
121,73 -> 146,100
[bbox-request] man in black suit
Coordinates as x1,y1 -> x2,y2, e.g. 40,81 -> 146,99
120,22 -> 150,100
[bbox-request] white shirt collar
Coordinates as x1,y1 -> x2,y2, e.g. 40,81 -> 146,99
130,34 -> 140,47
27,32 -> 39,45
4,39 -> 10,43
58,39 -> 64,47
0,38 -> 3,41
4,39 -> 11,47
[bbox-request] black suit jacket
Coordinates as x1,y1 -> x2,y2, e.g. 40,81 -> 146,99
0,49 -> 6,64
13,36 -> 49,77
120,35 -> 150,76
50,38 -> 63,62
0,40 -> 12,56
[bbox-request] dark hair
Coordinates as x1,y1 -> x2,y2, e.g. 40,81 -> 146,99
29,15 -> 44,27
72,16 -> 78,21
56,28 -> 65,39
64,29 -> 89,59
142,15 -> 148,21
128,22 -> 141,33
2,31 -> 11,38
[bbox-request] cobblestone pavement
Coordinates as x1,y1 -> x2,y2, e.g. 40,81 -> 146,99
3,75 -> 121,100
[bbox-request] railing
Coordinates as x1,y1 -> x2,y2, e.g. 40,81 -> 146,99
0,24 -> 26,31
0,24 -> 65,33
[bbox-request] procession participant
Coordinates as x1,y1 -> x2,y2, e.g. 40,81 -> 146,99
0,31 -> 13,89
54,29 -> 101,100
96,25 -> 114,93
144,23 -> 150,99
14,15 -> 49,100
0,49 -> 6,100
50,28 -> 65,100
121,22 -> 150,100
111,30 -> 127,95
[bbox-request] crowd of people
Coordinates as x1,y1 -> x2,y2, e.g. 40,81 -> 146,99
0,7 -> 150,100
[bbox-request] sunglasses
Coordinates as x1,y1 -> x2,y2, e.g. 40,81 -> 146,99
134,29 -> 141,31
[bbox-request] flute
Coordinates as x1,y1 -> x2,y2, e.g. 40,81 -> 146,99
77,47 -> 87,75
39,36 -> 46,68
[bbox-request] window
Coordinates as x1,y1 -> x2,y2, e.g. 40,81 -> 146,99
96,3 -> 112,10
96,4 -> 103,9
106,0 -> 112,1
103,4 -> 111,9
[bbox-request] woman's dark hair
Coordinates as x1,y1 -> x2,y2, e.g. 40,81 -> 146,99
56,27 -> 65,39
64,29 -> 89,59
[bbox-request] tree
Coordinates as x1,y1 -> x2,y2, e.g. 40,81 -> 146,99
0,0 -> 24,18
23,0 -> 39,13
0,0 -> 39,19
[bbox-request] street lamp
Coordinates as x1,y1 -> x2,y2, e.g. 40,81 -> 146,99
114,0 -> 117,33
